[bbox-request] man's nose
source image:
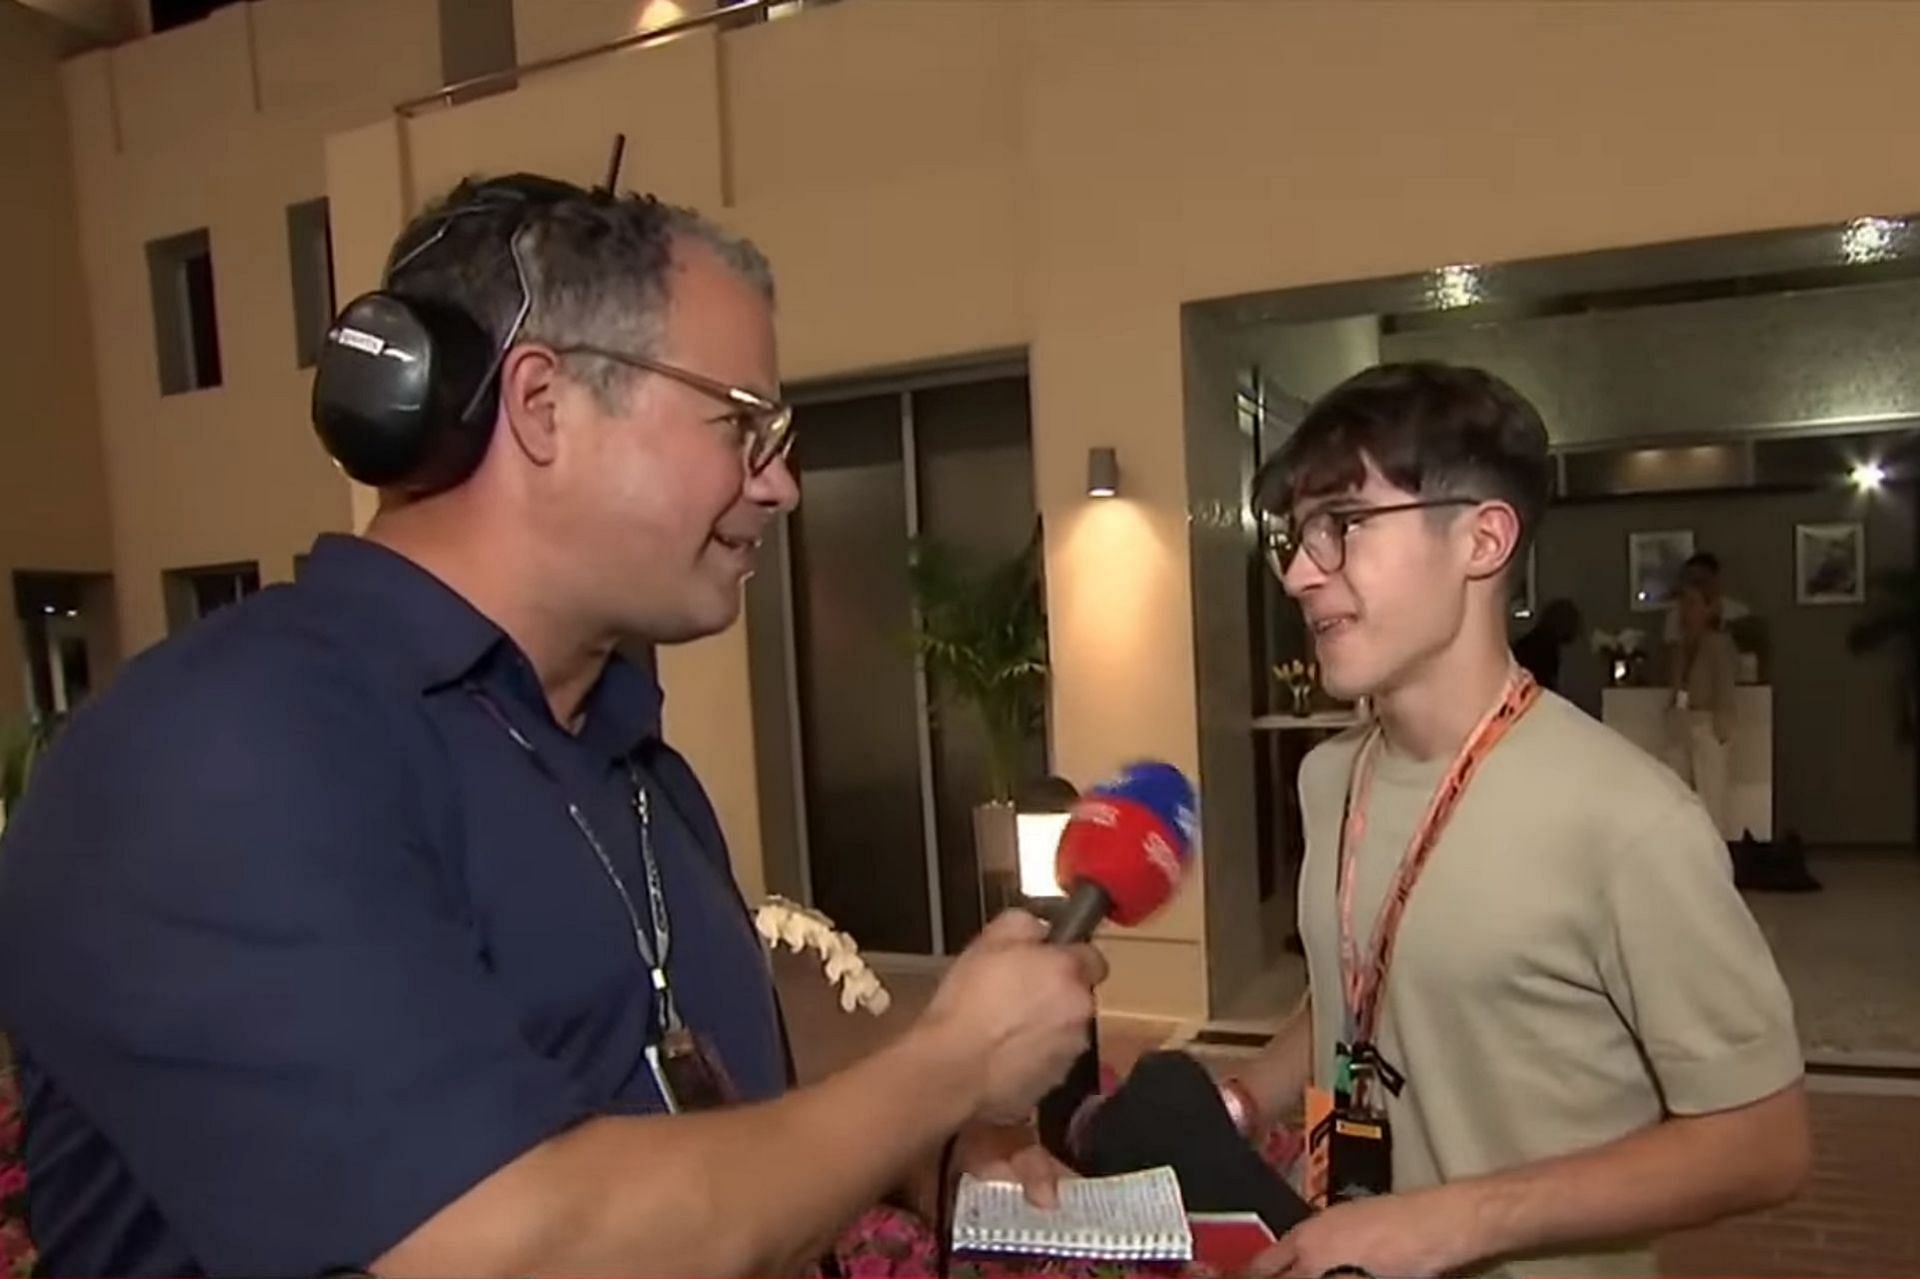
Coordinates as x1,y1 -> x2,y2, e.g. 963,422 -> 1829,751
750,452 -> 800,514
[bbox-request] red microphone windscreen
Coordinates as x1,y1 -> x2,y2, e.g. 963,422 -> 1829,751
1054,796 -> 1185,927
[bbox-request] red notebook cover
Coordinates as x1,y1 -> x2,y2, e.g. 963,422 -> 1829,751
1190,1212 -> 1278,1273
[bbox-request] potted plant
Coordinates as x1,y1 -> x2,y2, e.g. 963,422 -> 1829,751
906,523 -> 1049,910
0,718 -> 52,839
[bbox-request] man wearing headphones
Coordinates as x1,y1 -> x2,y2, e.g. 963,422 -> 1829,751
0,175 -> 1103,1276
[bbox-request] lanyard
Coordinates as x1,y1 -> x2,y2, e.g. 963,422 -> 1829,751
467,685 -> 684,1037
1336,667 -> 1539,1048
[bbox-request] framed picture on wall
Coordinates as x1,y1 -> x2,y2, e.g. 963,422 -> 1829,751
1795,522 -> 1866,605
1627,529 -> 1695,612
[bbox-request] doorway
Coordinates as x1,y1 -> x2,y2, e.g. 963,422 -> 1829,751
752,361 -> 1042,957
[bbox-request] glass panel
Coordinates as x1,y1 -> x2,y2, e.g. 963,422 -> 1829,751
912,376 -> 1040,947
789,394 -> 933,954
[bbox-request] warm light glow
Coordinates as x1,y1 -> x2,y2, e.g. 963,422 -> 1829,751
1428,263 -> 1484,310
635,0 -> 689,31
1849,460 -> 1887,491
1841,216 -> 1906,265
1016,812 -> 1071,899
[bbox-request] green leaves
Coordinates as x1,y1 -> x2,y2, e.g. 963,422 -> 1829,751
0,718 -> 52,823
907,522 -> 1049,802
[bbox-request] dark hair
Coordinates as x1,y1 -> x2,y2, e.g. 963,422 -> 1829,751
1683,551 -> 1721,575
1251,360 -> 1553,561
385,174 -> 773,408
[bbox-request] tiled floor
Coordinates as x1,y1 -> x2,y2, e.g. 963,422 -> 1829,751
1660,1090 -> 1920,1277
1746,851 -> 1920,1062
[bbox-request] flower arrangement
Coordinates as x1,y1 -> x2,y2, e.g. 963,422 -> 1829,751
1590,627 -> 1649,685
752,897 -> 892,1016
1272,659 -> 1319,716
0,1070 -> 34,1278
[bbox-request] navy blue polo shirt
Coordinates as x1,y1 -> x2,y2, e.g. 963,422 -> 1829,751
0,534 -> 788,1277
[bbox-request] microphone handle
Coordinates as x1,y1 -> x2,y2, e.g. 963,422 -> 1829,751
1037,881 -> 1109,1160
1045,881 -> 1111,945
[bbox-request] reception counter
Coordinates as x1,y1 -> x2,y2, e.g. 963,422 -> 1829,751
1600,686 -> 1773,840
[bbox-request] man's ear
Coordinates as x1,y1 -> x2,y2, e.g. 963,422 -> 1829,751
498,345 -> 563,467
1464,500 -> 1523,582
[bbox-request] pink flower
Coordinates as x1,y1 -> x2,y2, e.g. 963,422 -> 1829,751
0,1218 -> 34,1276
0,1164 -> 24,1201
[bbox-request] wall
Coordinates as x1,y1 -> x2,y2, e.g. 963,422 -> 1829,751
59,0 -> 444,651
1385,281 -> 1920,448
0,2 -> 115,720
60,0 -> 1920,1017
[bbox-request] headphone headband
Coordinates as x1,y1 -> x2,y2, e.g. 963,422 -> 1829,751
311,173 -> 593,494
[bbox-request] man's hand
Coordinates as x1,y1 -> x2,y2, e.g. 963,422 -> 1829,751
953,1123 -> 1074,1209
1251,1189 -> 1477,1279
920,910 -> 1107,1124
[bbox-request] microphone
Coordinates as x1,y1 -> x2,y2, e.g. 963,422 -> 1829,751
1035,761 -> 1196,1158
1045,760 -> 1197,945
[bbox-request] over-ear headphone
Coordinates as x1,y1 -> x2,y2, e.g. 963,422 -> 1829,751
309,174 -> 590,495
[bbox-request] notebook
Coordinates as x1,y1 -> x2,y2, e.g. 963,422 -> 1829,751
950,1166 -> 1194,1263
1190,1212 -> 1279,1274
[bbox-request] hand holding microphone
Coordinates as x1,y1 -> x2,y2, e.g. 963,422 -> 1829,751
919,909 -> 1109,1125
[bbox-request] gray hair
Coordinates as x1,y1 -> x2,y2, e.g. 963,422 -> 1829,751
387,175 -> 775,409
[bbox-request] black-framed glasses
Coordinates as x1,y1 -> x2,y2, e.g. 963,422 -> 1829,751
553,344 -> 795,475
1264,498 -> 1479,577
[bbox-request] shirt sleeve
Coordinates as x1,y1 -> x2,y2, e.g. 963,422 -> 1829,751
1595,792 -> 1803,1115
0,652 -> 593,1275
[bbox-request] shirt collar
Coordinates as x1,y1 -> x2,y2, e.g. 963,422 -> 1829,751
297,534 -> 664,757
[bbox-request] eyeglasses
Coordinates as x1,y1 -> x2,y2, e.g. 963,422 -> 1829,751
552,345 -> 795,475
1264,498 -> 1480,577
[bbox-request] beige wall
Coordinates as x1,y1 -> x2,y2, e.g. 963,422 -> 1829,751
59,0 -> 444,651
0,2 -> 114,721
55,0 -> 1920,1017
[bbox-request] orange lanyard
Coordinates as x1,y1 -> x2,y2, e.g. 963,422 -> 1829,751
1337,668 -> 1540,1047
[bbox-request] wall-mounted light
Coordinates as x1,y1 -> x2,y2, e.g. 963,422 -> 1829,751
1849,460 -> 1887,492
1087,447 -> 1120,498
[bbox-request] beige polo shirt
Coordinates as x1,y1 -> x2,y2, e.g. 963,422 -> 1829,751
1297,690 -> 1802,1278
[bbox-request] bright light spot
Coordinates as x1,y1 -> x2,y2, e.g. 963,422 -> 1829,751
635,0 -> 687,30
1428,263 -> 1484,310
1849,460 -> 1887,491
1016,812 -> 1070,899
1841,216 -> 1906,265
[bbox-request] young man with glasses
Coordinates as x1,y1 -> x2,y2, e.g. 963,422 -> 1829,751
1231,362 -> 1808,1277
0,177 -> 1101,1276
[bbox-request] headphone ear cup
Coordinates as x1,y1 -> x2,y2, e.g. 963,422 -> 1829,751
310,292 -> 498,493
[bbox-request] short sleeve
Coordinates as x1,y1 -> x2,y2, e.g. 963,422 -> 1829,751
1596,794 -> 1803,1115
0,655 -> 592,1275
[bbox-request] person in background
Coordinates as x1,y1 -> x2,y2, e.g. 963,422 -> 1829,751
1511,597 -> 1581,693
1667,581 -> 1740,840
1663,551 -> 1749,645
